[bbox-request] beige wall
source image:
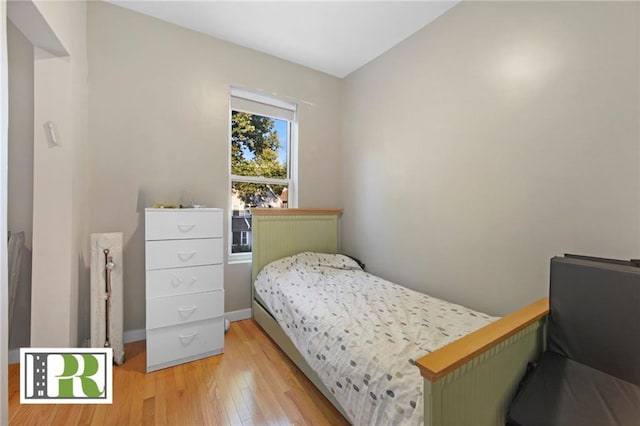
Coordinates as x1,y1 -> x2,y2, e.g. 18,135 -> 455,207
1,1 -> 9,422
7,20 -> 34,350
342,1 -> 640,316
26,0 -> 638,340
87,2 -> 342,332
7,21 -> 33,250
30,0 -> 87,346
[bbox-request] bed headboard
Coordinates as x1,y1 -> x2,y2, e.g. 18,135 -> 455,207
251,208 -> 343,286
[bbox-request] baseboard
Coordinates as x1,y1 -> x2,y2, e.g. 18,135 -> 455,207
8,348 -> 19,364
124,328 -> 146,343
121,309 -> 250,344
225,308 -> 252,322
10,311 -> 255,358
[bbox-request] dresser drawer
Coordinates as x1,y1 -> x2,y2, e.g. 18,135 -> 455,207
146,264 -> 223,298
145,238 -> 222,270
146,318 -> 224,371
147,290 -> 223,329
145,209 -> 223,241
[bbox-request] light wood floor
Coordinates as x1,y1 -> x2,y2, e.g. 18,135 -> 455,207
8,319 -> 349,426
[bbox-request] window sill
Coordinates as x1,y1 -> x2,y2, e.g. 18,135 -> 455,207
228,253 -> 252,265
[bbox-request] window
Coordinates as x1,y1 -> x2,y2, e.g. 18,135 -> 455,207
229,88 -> 297,259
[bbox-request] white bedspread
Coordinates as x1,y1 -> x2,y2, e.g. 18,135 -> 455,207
255,252 -> 497,426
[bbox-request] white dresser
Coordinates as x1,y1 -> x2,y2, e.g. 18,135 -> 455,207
145,208 -> 224,372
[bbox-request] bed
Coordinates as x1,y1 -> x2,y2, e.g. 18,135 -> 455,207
251,208 -> 549,426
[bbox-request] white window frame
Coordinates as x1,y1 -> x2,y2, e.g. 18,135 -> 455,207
228,88 -> 298,263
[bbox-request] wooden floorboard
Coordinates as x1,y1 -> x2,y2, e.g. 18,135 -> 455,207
8,320 -> 349,426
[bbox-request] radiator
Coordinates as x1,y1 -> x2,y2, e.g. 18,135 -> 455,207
90,233 -> 124,364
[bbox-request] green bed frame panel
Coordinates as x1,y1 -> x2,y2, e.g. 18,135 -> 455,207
424,318 -> 546,426
253,299 -> 351,421
251,213 -> 339,284
251,210 -> 547,425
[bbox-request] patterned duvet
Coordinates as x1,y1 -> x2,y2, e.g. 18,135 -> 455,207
254,252 -> 497,425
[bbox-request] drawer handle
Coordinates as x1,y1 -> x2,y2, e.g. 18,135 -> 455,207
177,251 -> 196,261
178,331 -> 198,343
177,224 -> 195,232
171,274 -> 183,287
178,305 -> 198,316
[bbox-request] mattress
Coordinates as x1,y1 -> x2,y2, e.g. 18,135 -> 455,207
254,252 -> 497,425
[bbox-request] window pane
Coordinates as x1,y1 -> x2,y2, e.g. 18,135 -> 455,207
231,211 -> 252,253
232,182 -> 288,209
231,111 -> 288,179
231,182 -> 288,254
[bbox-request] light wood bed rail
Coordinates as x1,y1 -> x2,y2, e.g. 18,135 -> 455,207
417,298 -> 548,426
251,209 -> 548,425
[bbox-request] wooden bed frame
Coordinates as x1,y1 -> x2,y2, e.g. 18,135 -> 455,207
250,208 -> 549,426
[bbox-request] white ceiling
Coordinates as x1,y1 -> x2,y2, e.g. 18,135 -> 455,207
106,1 -> 459,78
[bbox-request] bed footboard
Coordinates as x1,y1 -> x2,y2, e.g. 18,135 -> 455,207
417,298 -> 549,426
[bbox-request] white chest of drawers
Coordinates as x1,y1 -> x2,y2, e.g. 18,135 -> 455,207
145,208 -> 224,372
